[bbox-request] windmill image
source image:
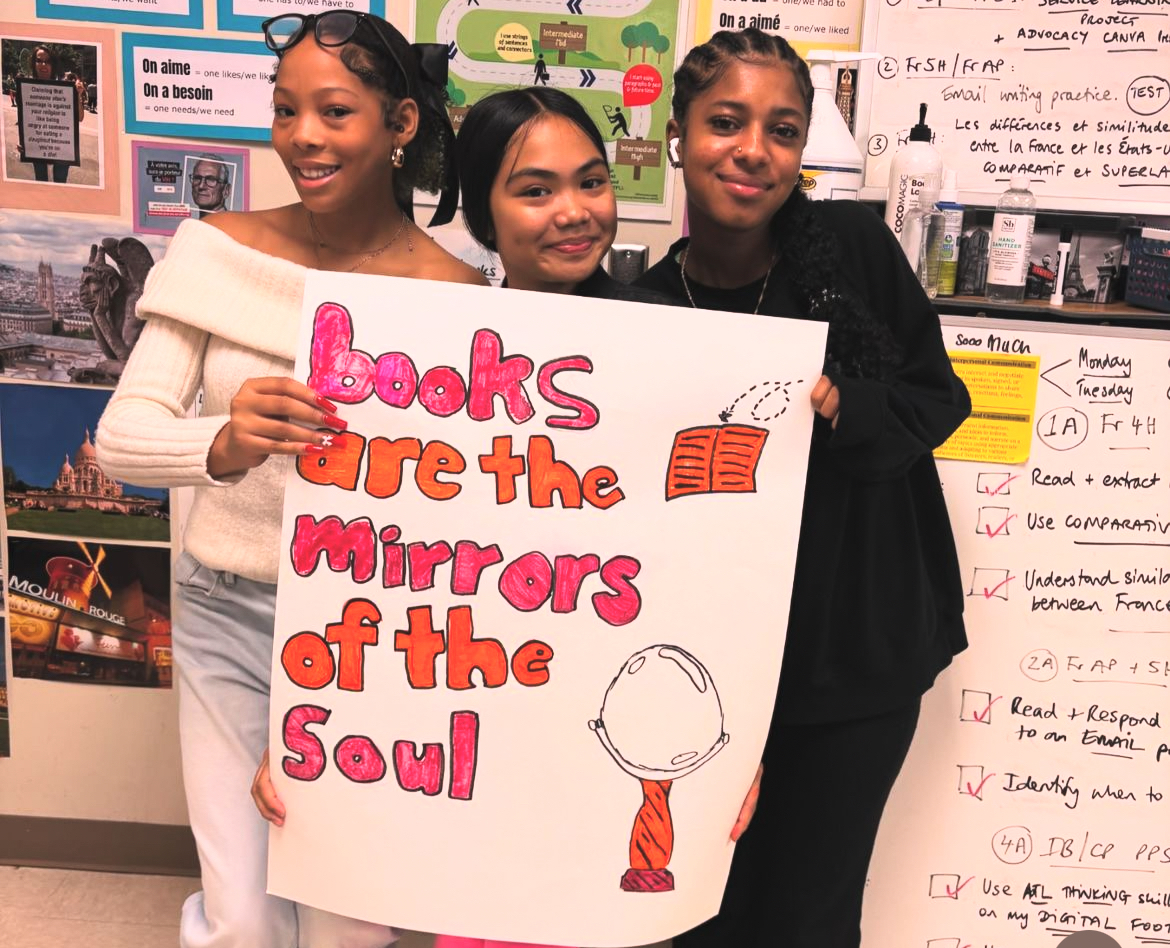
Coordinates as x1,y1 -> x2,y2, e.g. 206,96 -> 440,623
45,541 -> 112,612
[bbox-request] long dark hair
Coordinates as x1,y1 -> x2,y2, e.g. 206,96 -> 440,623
455,87 -> 608,252
672,29 -> 902,381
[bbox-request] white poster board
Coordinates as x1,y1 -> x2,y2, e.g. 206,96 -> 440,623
268,275 -> 828,946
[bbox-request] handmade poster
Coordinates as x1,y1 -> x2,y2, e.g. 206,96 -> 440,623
692,0 -> 864,53
0,25 -> 119,214
133,141 -> 249,235
267,275 -> 827,945
217,0 -> 386,34
412,0 -> 685,220
0,209 -> 168,386
7,536 -> 172,688
121,33 -> 274,141
35,0 -> 203,29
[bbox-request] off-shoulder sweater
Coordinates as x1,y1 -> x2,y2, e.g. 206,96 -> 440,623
95,219 -> 305,584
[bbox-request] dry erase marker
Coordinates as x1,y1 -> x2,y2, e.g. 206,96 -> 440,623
1051,226 -> 1073,307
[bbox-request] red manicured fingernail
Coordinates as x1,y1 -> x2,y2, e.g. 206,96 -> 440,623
304,444 -> 325,455
321,413 -> 347,430
315,394 -> 338,412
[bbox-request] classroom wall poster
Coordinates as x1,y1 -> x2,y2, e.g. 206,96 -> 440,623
692,0 -> 864,52
412,0 -> 688,221
216,0 -> 386,35
35,0 -> 203,30
132,140 -> 249,235
121,33 -> 275,142
0,23 -> 119,215
266,275 -> 827,945
7,535 -> 172,688
0,210 -> 168,386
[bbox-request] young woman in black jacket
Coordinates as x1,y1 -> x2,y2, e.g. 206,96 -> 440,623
637,28 -> 972,948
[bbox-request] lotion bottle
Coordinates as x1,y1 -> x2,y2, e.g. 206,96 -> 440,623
883,103 -> 943,244
986,176 -> 1036,302
800,51 -> 878,201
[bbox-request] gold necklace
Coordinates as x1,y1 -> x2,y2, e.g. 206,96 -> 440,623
679,244 -> 777,315
308,210 -> 413,273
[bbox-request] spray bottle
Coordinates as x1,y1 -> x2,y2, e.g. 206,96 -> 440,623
800,51 -> 879,202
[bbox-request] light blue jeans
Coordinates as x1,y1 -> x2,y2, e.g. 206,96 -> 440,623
173,551 -> 401,948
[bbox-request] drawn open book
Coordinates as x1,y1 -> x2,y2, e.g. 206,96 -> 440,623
664,424 -> 769,500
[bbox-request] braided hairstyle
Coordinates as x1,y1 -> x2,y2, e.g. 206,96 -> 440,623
672,29 -> 903,382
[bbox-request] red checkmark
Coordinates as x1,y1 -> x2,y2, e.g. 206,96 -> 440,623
984,473 -> 1018,496
983,575 -> 1014,599
946,876 -> 975,898
973,696 -> 1002,722
985,514 -> 1016,538
965,772 -> 996,797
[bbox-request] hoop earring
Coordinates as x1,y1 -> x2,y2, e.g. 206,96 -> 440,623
391,146 -> 405,169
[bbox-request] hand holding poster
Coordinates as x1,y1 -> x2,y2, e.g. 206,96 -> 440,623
268,275 -> 827,946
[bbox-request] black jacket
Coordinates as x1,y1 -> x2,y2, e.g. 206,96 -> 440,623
638,200 -> 970,724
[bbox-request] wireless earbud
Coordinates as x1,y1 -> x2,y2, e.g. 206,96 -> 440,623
668,138 -> 681,166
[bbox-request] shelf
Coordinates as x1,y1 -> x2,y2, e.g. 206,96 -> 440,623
936,295 -> 1170,330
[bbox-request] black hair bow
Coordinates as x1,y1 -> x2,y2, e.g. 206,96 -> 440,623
410,42 -> 457,228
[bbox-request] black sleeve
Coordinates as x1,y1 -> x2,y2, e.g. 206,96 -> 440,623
819,202 -> 971,481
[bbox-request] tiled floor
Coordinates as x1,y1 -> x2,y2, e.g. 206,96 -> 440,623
0,866 -> 200,948
0,867 -> 669,948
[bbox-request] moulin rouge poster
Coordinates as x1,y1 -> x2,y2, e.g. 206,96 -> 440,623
267,274 -> 827,946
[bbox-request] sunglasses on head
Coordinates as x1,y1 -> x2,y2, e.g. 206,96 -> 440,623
261,11 -> 409,92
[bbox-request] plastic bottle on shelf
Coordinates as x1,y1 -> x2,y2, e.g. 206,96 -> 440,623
883,103 -> 943,246
800,51 -> 878,201
901,185 -> 944,299
934,170 -> 964,297
985,176 -> 1036,302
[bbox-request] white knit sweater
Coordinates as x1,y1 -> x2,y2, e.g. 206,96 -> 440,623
95,219 -> 306,583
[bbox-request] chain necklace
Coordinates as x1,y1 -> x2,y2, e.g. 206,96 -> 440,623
679,243 -> 777,315
308,210 -> 413,273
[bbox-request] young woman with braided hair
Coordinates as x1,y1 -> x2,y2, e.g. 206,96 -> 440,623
637,29 -> 971,947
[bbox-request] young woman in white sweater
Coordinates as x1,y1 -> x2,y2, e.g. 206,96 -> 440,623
95,12 -> 484,948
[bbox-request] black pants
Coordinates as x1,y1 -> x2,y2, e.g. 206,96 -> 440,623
673,700 -> 922,948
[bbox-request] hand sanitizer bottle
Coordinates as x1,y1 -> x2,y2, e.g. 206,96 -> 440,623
986,177 -> 1036,302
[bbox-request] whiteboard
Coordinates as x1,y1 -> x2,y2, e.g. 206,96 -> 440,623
856,0 -> 1170,213
863,317 -> 1170,946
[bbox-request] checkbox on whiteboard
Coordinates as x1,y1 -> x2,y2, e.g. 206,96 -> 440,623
926,940 -> 961,948
968,567 -> 1013,600
957,765 -> 988,799
977,506 -> 1014,538
977,471 -> 1017,496
960,689 -> 994,723
929,873 -> 961,898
